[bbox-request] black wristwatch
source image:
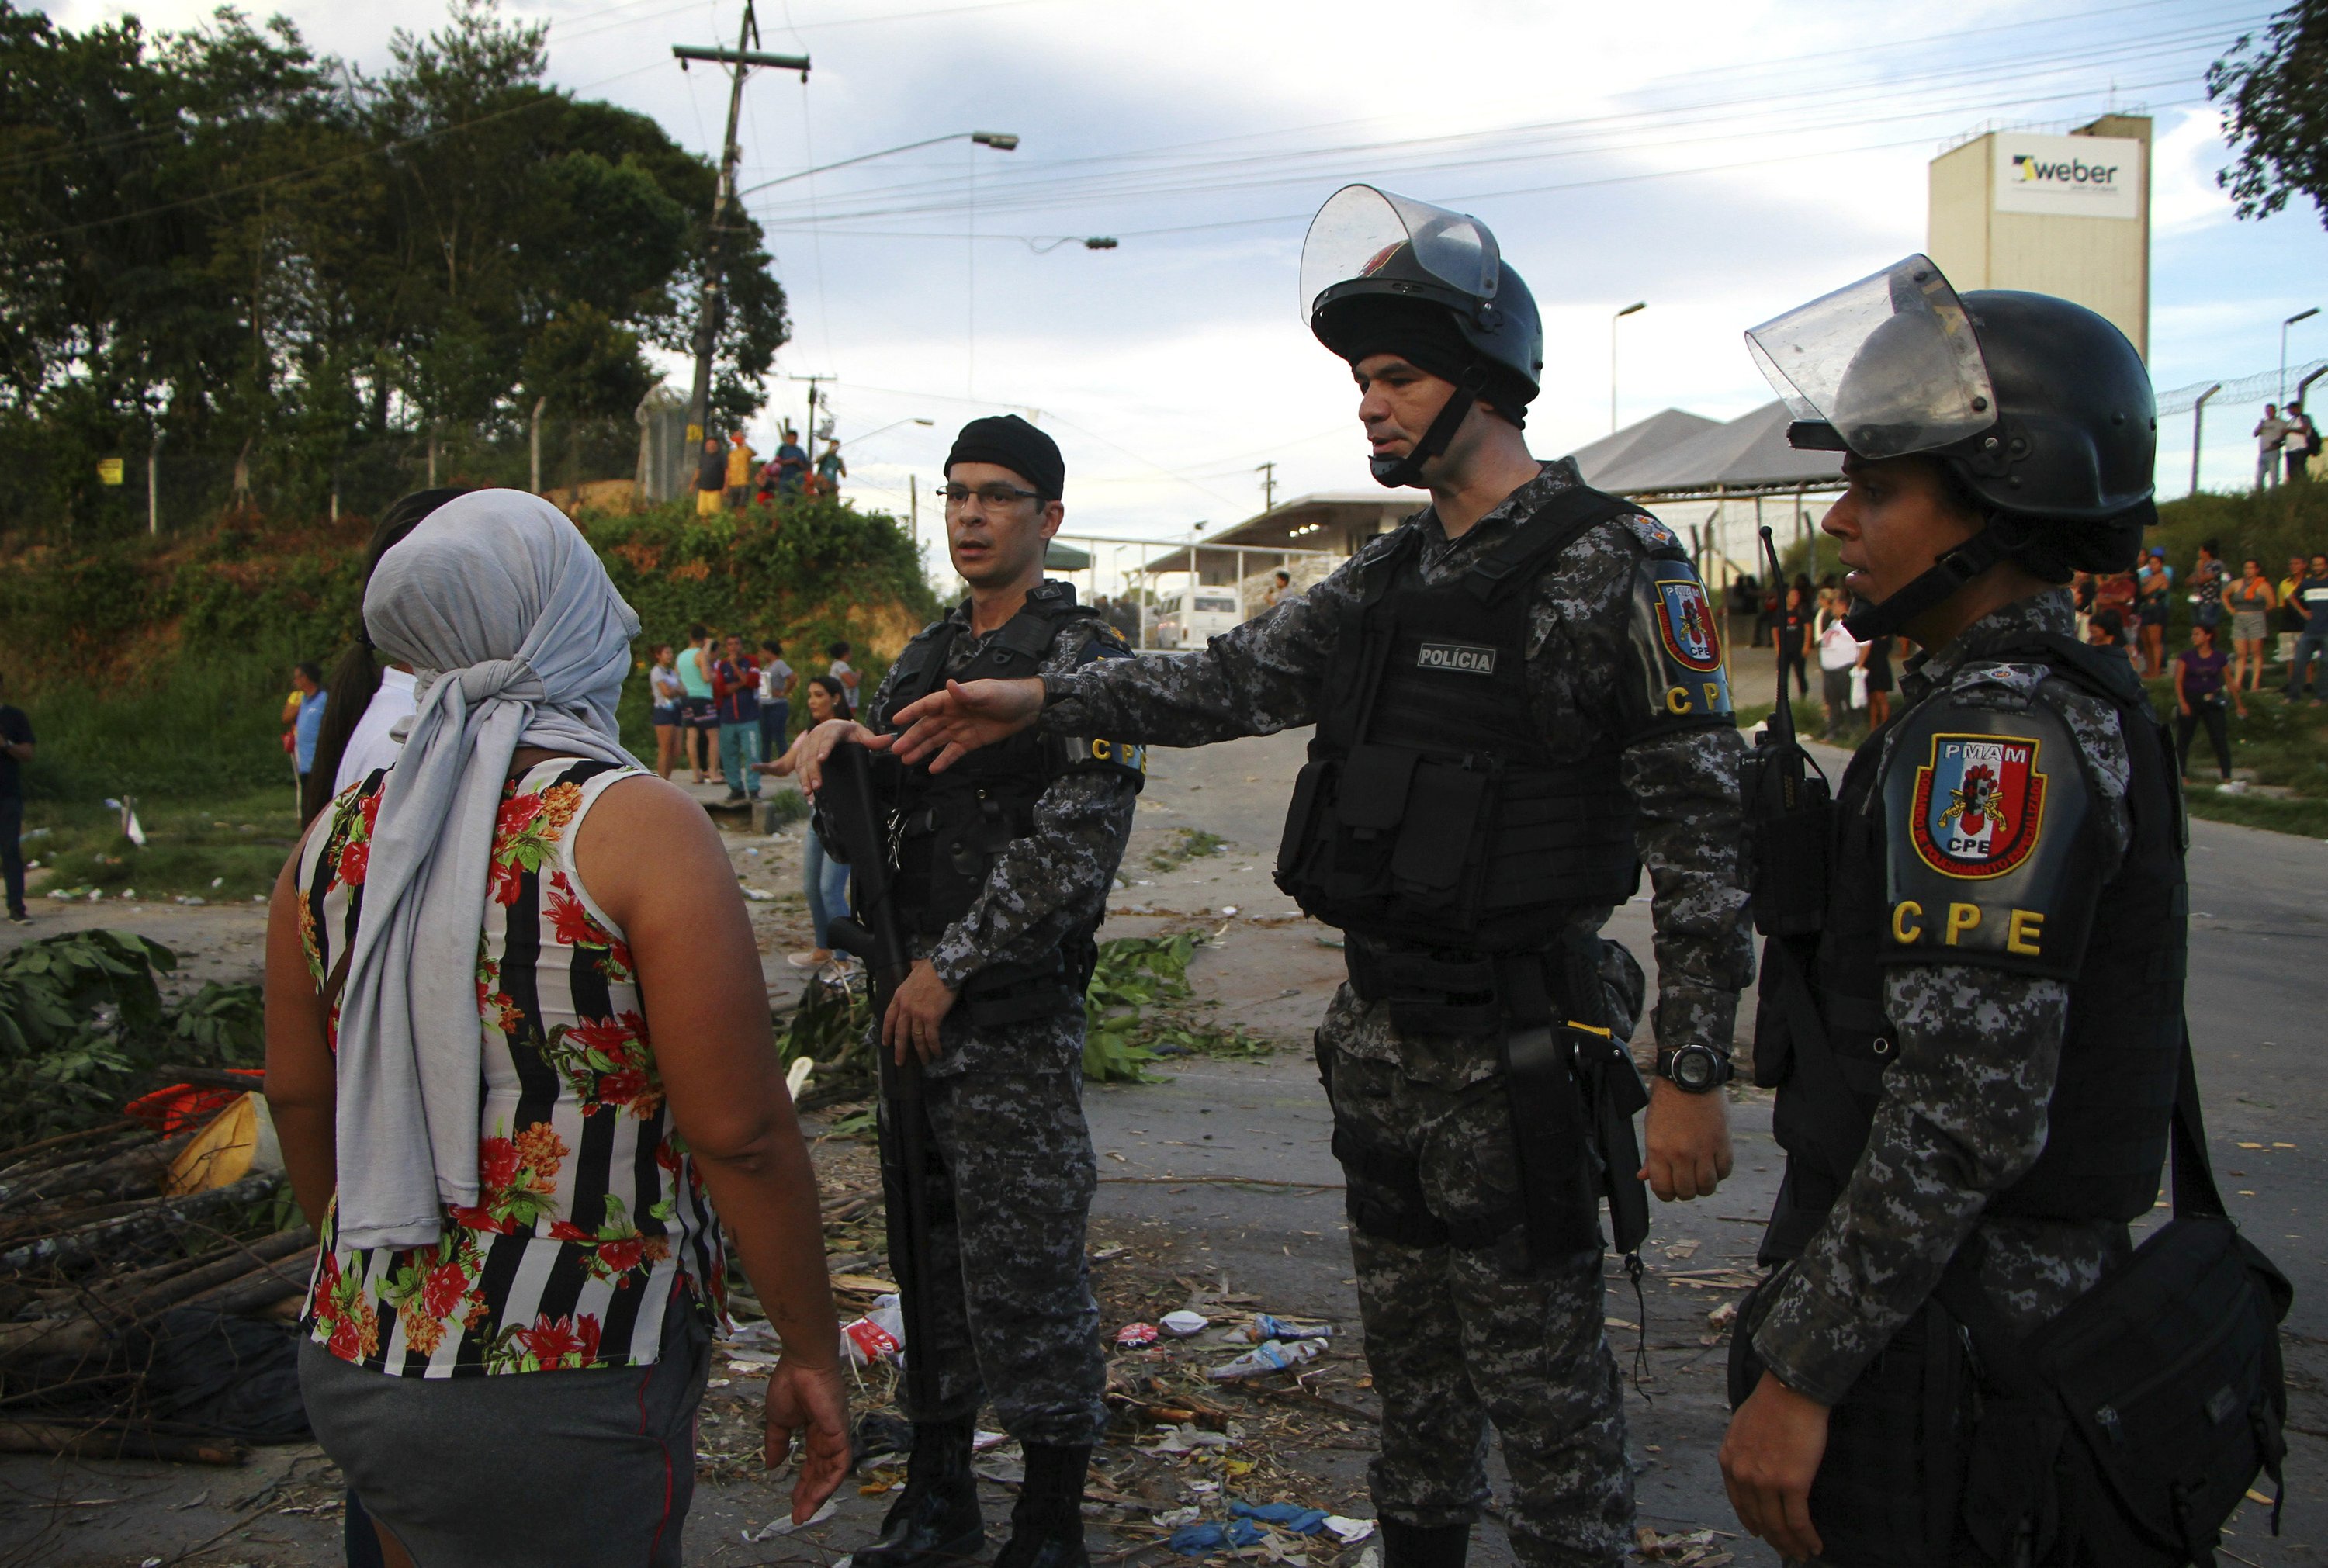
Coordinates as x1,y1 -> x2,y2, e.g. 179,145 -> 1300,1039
1656,1043 -> 1734,1094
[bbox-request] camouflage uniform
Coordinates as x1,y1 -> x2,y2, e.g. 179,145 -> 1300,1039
1751,590 -> 2136,1404
1041,460 -> 1755,1567
862,603 -> 1138,1447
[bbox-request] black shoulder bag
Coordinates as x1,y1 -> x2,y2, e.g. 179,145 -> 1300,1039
1940,1028 -> 2292,1568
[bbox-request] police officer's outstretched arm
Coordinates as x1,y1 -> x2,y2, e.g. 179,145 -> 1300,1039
921,627 -> 1145,1000
887,566 -> 1355,774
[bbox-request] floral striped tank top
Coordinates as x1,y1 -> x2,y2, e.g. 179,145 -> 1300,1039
296,757 -> 725,1376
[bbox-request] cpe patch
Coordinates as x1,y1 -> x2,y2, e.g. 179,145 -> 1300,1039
1909,732 -> 2048,879
1652,579 -> 1722,673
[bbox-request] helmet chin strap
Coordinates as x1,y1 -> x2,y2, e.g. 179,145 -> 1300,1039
1369,365 -> 1486,489
1841,523 -> 2009,642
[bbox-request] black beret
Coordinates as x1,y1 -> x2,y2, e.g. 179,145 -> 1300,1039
946,414 -> 1065,500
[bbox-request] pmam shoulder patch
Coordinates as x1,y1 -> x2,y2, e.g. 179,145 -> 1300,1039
1880,698 -> 2099,978
1652,577 -> 1723,674
1907,732 -> 2048,879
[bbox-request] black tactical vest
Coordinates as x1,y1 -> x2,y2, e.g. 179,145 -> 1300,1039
1274,486 -> 1648,953
875,581 -> 1121,945
1758,633 -> 2188,1263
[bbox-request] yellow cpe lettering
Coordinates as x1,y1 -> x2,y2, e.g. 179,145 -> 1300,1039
2006,908 -> 2044,957
1891,900 -> 1923,943
1091,738 -> 1111,760
1704,681 -> 1724,710
1944,902 -> 1981,945
1665,685 -> 1691,715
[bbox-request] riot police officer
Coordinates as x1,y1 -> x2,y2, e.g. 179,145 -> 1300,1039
829,186 -> 1755,1568
1717,259 -> 2186,1563
807,415 -> 1146,1568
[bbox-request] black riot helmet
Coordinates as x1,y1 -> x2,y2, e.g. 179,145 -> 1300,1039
1747,254 -> 2157,639
1301,185 -> 1544,487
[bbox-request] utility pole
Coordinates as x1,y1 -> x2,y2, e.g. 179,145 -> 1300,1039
674,10 -> 811,448
1256,462 -> 1277,513
790,372 -> 833,444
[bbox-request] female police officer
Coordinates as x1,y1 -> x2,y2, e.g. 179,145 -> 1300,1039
1717,258 -> 2185,1563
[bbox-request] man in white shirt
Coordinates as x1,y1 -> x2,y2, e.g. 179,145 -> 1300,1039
2255,403 -> 2289,492
332,664 -> 417,793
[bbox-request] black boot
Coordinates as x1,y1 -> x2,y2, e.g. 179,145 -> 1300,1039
1379,1520 -> 1469,1568
856,1416 -> 984,1568
992,1443 -> 1091,1568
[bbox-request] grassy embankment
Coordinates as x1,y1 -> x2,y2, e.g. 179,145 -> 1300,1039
1,496 -> 937,898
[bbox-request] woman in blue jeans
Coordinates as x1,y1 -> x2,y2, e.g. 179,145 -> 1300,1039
758,675 -> 854,967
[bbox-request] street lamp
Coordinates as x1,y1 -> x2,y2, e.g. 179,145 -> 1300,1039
2281,307 -> 2319,403
1612,301 -> 1646,433
842,417 -> 935,447
738,130 -> 1018,196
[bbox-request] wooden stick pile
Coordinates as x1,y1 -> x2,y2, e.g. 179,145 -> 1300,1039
0,1113 -> 314,1465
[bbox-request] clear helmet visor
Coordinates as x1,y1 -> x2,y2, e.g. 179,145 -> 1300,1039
1300,184 -> 1500,323
1744,254 -> 1997,460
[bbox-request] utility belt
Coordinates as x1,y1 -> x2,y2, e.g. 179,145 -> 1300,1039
954,935 -> 1098,1029
1336,932 -> 1648,1265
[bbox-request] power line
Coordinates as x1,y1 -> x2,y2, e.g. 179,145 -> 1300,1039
740,10 -> 2252,225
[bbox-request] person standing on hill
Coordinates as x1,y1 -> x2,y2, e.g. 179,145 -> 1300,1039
826,641 -> 860,704
2288,402 -> 2320,483
0,672 -> 33,926
758,640 -> 795,759
2226,556 -> 2277,698
2287,553 -> 2328,704
697,437 -> 728,517
2174,621 -> 2235,782
726,431 -> 758,511
288,663 -> 328,796
815,439 -> 846,498
677,624 -> 718,785
712,633 -> 763,805
2254,403 -> 2288,492
775,427 -> 810,497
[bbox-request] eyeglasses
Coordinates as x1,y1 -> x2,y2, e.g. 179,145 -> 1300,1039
941,482 -> 1041,509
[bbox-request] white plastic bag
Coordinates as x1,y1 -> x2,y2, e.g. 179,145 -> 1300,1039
1849,666 -> 1869,710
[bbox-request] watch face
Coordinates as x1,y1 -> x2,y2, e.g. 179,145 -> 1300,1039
1675,1048 -> 1717,1090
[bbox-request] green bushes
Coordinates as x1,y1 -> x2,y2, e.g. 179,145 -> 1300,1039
0,494 -> 939,807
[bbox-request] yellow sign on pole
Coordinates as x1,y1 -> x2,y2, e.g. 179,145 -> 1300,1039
684,424 -> 703,445
96,458 -> 125,486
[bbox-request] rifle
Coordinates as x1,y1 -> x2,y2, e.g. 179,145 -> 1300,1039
1737,526 -> 1832,941
819,740 -> 940,1416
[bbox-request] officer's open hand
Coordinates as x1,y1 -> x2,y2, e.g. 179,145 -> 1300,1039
888,677 -> 1046,774
792,718 -> 892,797
1720,1369 -> 1830,1561
1640,1077 -> 1733,1200
763,1354 -> 852,1523
883,958 -> 958,1064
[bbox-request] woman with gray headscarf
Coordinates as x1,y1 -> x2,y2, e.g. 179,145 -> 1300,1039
265,491 -> 848,1566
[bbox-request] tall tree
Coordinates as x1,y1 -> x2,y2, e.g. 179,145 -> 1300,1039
2209,0 -> 2328,228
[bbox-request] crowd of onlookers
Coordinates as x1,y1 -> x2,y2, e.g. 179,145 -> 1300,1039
647,626 -> 863,974
1743,543 -> 2328,790
694,427 -> 849,516
2072,544 -> 2328,785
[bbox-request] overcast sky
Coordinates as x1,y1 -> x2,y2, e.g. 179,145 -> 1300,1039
40,0 -> 2328,544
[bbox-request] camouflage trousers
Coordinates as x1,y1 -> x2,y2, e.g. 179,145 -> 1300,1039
1322,1045 -> 1631,1568
881,1023 -> 1107,1447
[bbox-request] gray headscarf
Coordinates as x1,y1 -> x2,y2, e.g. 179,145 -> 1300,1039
334,490 -> 643,1251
